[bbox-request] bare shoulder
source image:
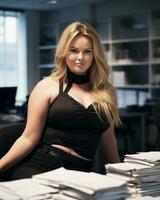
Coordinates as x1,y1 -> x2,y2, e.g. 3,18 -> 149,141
36,77 -> 58,88
30,77 -> 59,104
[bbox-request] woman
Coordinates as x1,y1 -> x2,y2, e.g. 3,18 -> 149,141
0,21 -> 120,180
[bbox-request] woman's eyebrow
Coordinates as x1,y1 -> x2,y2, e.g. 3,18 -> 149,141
70,46 -> 93,49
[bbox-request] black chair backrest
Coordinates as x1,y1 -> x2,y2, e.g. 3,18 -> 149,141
0,123 -> 25,158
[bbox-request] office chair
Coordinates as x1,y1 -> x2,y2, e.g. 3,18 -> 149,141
0,123 -> 25,181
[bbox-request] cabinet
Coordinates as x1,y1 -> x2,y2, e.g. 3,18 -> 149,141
38,10 -> 160,107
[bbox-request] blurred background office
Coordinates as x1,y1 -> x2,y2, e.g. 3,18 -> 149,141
0,0 -> 160,159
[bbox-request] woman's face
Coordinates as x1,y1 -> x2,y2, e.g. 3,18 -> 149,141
66,35 -> 94,75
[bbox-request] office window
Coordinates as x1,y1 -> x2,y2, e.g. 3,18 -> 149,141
0,10 -> 27,104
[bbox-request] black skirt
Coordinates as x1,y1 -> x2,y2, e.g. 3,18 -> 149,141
11,143 -> 93,180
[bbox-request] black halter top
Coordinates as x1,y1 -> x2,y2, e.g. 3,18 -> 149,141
41,80 -> 109,159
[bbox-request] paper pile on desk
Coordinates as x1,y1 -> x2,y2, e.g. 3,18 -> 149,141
0,178 -> 58,200
124,151 -> 160,166
33,167 -> 129,200
105,151 -> 160,198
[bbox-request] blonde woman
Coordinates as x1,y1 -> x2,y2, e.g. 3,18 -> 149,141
0,21 -> 120,180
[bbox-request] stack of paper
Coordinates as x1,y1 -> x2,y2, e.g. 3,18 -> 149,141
127,196 -> 160,200
105,151 -> 160,198
124,151 -> 160,166
33,167 -> 129,200
0,178 -> 58,200
0,187 -> 19,200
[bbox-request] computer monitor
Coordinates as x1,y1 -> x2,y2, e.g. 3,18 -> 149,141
0,87 -> 17,113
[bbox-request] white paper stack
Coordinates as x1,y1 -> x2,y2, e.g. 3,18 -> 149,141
124,151 -> 160,167
33,167 -> 129,200
0,178 -> 58,200
0,187 -> 20,200
105,151 -> 160,199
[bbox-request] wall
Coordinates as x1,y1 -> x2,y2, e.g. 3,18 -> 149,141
26,10 -> 39,93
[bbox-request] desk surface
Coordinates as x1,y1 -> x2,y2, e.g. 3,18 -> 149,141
0,114 -> 24,127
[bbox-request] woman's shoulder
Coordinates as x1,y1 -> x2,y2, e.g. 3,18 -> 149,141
30,77 -> 60,102
32,77 -> 59,93
37,77 -> 59,87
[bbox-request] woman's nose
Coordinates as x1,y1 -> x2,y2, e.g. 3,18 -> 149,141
77,52 -> 83,60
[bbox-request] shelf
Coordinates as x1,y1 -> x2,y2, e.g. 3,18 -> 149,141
151,87 -> 160,98
39,23 -> 57,46
112,38 -> 148,43
38,9 -> 160,107
39,49 -> 55,65
112,13 -> 149,40
102,43 -> 112,64
117,88 -> 149,108
151,36 -> 160,40
39,26 -> 57,46
151,85 -> 160,89
38,45 -> 57,50
151,60 -> 160,64
112,41 -> 149,64
116,85 -> 150,89
92,20 -> 110,41
111,61 -> 149,66
151,39 -> 160,60
112,65 -> 149,87
150,64 -> 160,85
151,10 -> 160,38
101,40 -> 110,44
39,64 -> 55,68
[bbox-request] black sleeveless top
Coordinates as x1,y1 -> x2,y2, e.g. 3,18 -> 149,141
41,81 -> 110,159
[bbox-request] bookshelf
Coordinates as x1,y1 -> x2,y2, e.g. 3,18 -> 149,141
150,10 -> 160,99
38,10 -> 160,107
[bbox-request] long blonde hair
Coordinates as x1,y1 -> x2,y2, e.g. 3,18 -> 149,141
49,21 -> 120,126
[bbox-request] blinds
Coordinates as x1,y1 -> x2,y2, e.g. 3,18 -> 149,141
0,10 -> 27,104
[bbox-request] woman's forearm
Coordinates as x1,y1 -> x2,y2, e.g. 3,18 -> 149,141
0,136 -> 37,172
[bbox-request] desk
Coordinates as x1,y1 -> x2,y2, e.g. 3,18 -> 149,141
0,114 -> 24,128
119,109 -> 147,152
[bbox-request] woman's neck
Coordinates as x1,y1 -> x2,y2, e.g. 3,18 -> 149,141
67,70 -> 90,84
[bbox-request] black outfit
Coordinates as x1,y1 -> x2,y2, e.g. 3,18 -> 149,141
1,73 -> 110,180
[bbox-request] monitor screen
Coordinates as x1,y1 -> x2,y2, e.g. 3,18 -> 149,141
0,87 -> 17,113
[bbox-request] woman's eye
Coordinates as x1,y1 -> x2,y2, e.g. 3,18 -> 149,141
85,50 -> 92,53
70,48 -> 78,53
69,48 -> 93,54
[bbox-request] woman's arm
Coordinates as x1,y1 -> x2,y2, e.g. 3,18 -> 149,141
0,78 -> 58,172
100,125 -> 121,163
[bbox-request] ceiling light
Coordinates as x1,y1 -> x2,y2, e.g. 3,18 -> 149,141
48,0 -> 57,4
